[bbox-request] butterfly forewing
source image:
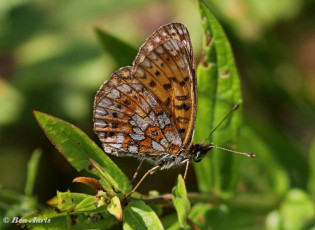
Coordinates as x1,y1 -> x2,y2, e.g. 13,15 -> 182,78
93,23 -> 196,165
132,23 -> 196,151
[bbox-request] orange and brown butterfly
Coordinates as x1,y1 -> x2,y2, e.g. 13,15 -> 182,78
93,23 -> 254,193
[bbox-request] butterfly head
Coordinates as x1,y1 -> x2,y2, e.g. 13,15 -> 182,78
190,143 -> 212,162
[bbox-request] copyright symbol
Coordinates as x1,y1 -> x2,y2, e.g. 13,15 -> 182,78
3,217 -> 10,223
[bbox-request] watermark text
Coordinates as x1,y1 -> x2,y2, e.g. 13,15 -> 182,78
3,217 -> 51,224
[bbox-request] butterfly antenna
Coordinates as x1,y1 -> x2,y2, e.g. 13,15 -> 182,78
211,146 -> 256,158
201,103 -> 240,145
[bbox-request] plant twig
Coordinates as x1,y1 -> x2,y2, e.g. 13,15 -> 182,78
137,192 -> 278,211
187,218 -> 201,230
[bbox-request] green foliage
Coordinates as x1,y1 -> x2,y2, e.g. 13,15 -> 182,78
24,149 -> 42,197
0,79 -> 24,126
33,110 -> 131,195
1,0 -> 315,229
172,175 -> 191,227
20,3 -> 249,228
107,196 -> 122,221
95,28 -> 138,67
20,206 -> 117,230
0,149 -> 43,229
308,138 -> 315,200
21,113 -> 167,229
266,189 -> 315,230
194,0 -> 243,196
240,126 -> 290,195
123,200 -> 164,230
20,190 -> 118,229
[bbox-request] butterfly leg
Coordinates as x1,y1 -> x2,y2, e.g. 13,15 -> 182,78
183,159 -> 190,180
130,159 -> 144,184
126,165 -> 160,197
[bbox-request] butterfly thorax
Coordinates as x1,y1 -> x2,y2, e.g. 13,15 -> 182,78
154,143 -> 212,169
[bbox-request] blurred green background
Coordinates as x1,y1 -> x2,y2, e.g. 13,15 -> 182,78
1,0 -> 315,229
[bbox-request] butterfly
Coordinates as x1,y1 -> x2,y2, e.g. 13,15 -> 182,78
93,23 -> 254,194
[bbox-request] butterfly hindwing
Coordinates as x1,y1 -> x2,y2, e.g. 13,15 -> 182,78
94,67 -> 182,158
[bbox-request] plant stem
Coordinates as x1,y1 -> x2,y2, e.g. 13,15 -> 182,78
139,192 -> 279,211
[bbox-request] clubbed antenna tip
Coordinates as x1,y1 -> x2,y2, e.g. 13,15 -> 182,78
211,146 -> 255,158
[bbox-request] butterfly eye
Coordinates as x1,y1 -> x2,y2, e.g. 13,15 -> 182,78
193,153 -> 202,162
191,144 -> 212,162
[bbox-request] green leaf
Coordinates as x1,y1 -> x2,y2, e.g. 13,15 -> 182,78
0,76 -> 24,126
95,27 -> 138,67
23,191 -> 115,229
107,196 -> 122,221
21,207 -> 117,230
164,201 -> 265,230
188,203 -> 217,229
123,200 -> 164,230
24,148 -> 42,197
33,111 -> 131,194
48,192 -> 91,210
266,189 -> 315,230
48,191 -> 109,214
74,196 -> 99,212
194,0 -> 243,196
172,174 -> 191,227
308,137 -> 315,200
162,203 -> 216,230
87,158 -> 118,196
240,126 -> 290,195
54,190 -> 75,211
20,208 -> 69,229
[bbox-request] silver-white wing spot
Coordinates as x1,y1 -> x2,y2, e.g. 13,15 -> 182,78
95,107 -> 108,117
99,98 -> 113,107
95,119 -> 108,128
130,134 -> 146,141
152,141 -> 165,152
128,145 -> 139,153
107,89 -> 120,99
117,84 -> 132,93
157,112 -> 171,129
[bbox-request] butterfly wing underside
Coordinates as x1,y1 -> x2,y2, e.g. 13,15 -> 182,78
93,23 -> 196,164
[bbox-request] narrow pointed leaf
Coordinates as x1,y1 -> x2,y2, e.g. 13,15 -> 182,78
72,177 -> 104,191
24,148 -> 42,196
95,27 -> 137,67
87,158 -> 118,197
172,175 -> 191,227
194,0 -> 243,196
48,192 -> 91,210
33,111 -> 131,194
74,196 -> 99,212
